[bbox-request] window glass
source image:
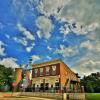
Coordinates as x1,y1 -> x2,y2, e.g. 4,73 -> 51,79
46,67 -> 50,75
40,68 -> 43,76
52,65 -> 56,75
34,69 -> 38,77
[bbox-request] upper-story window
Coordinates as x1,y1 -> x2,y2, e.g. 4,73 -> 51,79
52,65 -> 56,75
34,69 -> 38,77
46,67 -> 50,75
40,68 -> 43,76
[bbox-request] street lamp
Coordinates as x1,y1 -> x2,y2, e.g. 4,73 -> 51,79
19,57 -> 33,93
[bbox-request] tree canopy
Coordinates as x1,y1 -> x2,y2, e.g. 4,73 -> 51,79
0,65 -> 15,91
81,72 -> 100,93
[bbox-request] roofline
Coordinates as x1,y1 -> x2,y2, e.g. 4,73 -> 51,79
32,58 -> 80,78
32,58 -> 62,68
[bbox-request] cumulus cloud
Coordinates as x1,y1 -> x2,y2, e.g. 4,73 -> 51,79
59,22 -> 99,36
36,16 -> 54,39
36,30 -> 42,39
72,58 -> 100,77
72,40 -> 100,77
37,0 -> 100,36
80,40 -> 93,50
0,41 -> 6,56
26,43 -> 35,53
54,44 -> 78,57
0,57 -> 19,68
17,23 -> 35,41
12,0 -> 35,19
59,0 -> 100,25
47,46 -> 52,51
13,37 -> 28,46
37,0 -> 64,16
31,55 -> 40,62
59,24 -> 71,36
46,56 -> 51,60
80,40 -> 100,52
26,47 -> 33,52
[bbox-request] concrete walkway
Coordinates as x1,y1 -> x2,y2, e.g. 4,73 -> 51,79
0,97 -> 55,100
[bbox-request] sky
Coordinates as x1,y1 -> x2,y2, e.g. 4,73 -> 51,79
0,0 -> 100,77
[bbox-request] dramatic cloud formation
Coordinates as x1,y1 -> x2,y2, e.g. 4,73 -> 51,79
36,16 -> 54,39
0,0 -> 100,77
17,23 -> 35,41
54,44 -> 78,57
0,57 -> 19,68
13,37 -> 28,46
72,57 -> 100,76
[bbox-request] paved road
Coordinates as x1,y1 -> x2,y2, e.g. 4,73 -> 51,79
0,97 -> 56,100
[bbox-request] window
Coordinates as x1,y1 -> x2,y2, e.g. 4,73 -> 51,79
40,68 -> 43,76
52,65 -> 56,75
55,82 -> 60,90
34,69 -> 38,77
46,67 -> 50,75
45,83 -> 49,90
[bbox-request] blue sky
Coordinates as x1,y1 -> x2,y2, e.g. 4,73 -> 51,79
0,0 -> 100,76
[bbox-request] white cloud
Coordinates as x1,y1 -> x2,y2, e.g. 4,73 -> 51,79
37,0 -> 64,17
59,24 -> 71,36
88,22 -> 99,32
12,0 -> 35,18
5,34 -> 10,39
47,46 -> 52,51
80,40 -> 93,50
0,57 -> 19,68
36,30 -> 42,39
31,55 -> 40,62
72,40 -> 100,77
37,0 -> 100,37
36,16 -> 54,39
13,37 -> 28,46
46,56 -> 51,60
72,58 -> 100,77
59,0 -> 100,25
80,40 -> 100,52
59,22 -> 99,36
26,42 -> 35,53
17,23 -> 35,40
0,41 -> 6,56
54,44 -> 78,57
26,47 -> 32,52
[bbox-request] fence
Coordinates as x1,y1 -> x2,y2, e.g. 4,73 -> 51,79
22,86 -> 84,93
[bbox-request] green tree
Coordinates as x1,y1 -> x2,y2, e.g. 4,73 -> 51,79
0,65 -> 15,91
81,72 -> 100,93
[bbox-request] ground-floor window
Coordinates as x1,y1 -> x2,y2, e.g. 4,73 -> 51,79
55,82 -> 60,90
45,83 -> 49,90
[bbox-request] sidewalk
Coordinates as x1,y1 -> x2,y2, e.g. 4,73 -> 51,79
0,96 -> 55,100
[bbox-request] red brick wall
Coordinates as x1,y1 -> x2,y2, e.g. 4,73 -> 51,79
32,63 -> 60,78
60,62 -> 79,86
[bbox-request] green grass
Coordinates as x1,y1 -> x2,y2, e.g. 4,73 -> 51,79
86,93 -> 100,100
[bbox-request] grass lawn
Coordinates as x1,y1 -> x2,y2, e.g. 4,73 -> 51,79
86,93 -> 100,100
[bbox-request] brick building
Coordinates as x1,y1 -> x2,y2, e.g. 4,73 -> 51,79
32,59 -> 80,92
15,68 -> 31,92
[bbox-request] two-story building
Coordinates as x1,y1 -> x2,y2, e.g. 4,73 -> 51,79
32,59 -> 80,92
